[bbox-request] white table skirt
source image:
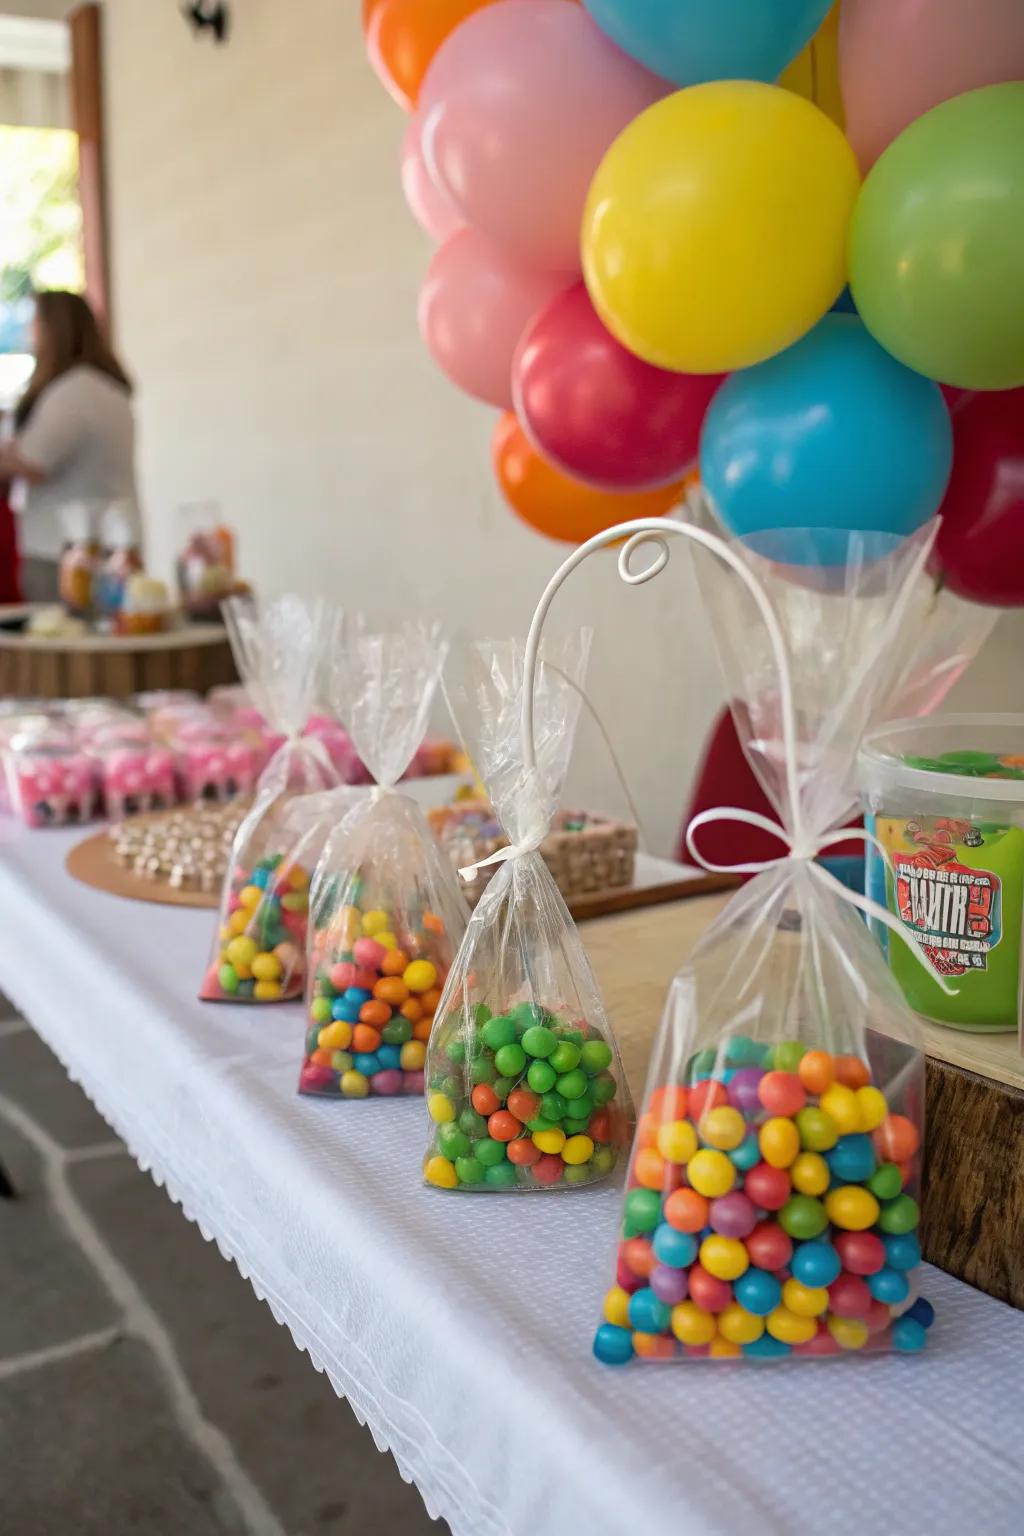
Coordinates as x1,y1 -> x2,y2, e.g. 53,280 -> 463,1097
1,822 -> 1022,1536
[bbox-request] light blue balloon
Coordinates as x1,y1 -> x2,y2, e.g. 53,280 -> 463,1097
582,0 -> 832,87
700,314 -> 953,566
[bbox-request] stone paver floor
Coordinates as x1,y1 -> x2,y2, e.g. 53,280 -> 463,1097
0,1008 -> 444,1536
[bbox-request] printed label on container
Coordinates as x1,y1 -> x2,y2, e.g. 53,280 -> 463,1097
893,849 -> 1001,979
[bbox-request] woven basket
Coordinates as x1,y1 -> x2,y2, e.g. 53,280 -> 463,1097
431,804 -> 638,907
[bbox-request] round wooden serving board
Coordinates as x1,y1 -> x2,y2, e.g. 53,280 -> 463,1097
65,820 -> 220,909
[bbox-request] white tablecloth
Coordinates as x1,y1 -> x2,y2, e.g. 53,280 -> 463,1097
1,823 -> 1022,1536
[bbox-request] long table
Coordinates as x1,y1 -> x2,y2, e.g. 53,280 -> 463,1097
2,823 -> 1022,1536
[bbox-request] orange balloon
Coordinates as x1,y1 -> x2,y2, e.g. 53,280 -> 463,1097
362,0 -> 504,112
493,413 -> 686,544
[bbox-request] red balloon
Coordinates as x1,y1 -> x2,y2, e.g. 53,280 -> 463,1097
513,283 -> 723,492
935,388 -> 1024,606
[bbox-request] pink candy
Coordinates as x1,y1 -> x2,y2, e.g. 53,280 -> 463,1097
352,937 -> 387,970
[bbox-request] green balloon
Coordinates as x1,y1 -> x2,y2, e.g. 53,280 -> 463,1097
849,83 -> 1024,391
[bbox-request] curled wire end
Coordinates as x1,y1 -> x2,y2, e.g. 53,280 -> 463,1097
618,531 -> 670,587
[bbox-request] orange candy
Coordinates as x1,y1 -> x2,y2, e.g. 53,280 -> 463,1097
375,977 -> 410,1007
380,949 -> 409,977
352,1024 -> 382,1054
648,1085 -> 689,1121
423,911 -> 445,935
401,997 -> 424,1022
420,988 -> 442,1015
507,1137 -> 541,1166
834,1055 -> 871,1090
636,1111 -> 660,1150
621,1236 -> 657,1277
507,1087 -> 540,1123
634,1147 -> 667,1190
663,1187 -> 710,1233
359,1000 -> 391,1028
487,1110 -> 522,1142
311,1047 -> 334,1067
874,1113 -> 919,1164
633,1332 -> 675,1360
689,1080 -> 728,1119
413,1017 -> 433,1043
798,1050 -> 834,1096
471,1083 -> 500,1117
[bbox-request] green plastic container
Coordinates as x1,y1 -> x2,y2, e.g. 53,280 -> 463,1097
859,714 -> 1024,1033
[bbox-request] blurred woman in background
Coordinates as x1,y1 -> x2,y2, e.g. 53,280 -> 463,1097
0,290 -> 139,602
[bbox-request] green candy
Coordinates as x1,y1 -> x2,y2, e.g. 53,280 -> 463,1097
878,1193 -> 920,1235
689,1048 -> 717,1081
473,1004 -> 493,1027
580,1040 -> 612,1075
592,1146 -> 616,1174
218,963 -> 239,995
459,1108 -> 487,1138
557,1069 -> 588,1101
494,1042 -> 527,1078
315,974 -> 338,1000
539,1092 -> 568,1123
795,1107 -> 839,1153
868,1163 -> 903,1201
236,980 -> 256,999
571,1091 -> 594,1121
772,1040 -> 806,1073
527,1117 -> 559,1136
471,1057 -> 496,1086
779,1195 -> 828,1240
438,1075 -> 461,1100
330,1050 -> 353,1072
564,1117 -> 590,1137
623,1187 -> 661,1236
382,1018 -> 413,1045
549,1041 -> 581,1073
455,1156 -> 484,1186
484,1162 -> 518,1189
522,1025 -> 558,1059
527,1060 -> 557,1093
309,994 -> 331,1024
563,1164 -> 593,1185
591,1074 -> 617,1105
560,1028 -> 585,1047
438,1124 -> 470,1160
481,1015 -> 518,1051
445,1039 -> 466,1064
725,1035 -> 766,1067
512,1001 -> 547,1030
492,1075 -> 515,1102
475,1138 -> 507,1167
305,1029 -> 320,1054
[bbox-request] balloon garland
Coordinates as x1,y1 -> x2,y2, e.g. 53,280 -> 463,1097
361,0 -> 1024,586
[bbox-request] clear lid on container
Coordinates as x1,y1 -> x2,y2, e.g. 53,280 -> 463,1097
859,713 -> 1024,802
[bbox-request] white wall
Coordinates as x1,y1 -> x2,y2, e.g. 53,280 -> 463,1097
99,0 -> 1022,854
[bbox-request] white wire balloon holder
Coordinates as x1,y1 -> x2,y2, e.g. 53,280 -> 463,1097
517,489 -> 955,996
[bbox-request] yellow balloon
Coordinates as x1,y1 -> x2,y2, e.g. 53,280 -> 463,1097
779,3 -> 844,130
582,81 -> 860,375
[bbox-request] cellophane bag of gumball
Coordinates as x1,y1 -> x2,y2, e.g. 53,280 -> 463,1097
423,636 -> 632,1192
594,525 -> 942,1365
200,595 -> 343,1003
299,617 -> 469,1099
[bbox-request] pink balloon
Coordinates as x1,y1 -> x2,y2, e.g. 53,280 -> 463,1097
513,283 -> 723,491
418,1 -> 666,272
400,118 -> 463,243
418,228 -> 573,409
840,0 -> 1024,172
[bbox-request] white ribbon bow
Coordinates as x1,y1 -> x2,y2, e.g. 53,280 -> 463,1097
686,805 -> 958,997
459,834 -> 544,884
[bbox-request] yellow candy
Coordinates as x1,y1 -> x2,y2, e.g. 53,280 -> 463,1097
562,1134 -> 595,1165
228,909 -> 251,937
708,1337 -> 741,1358
699,1235 -> 749,1282
400,1040 -> 426,1071
825,1185 -> 880,1231
856,1085 -> 888,1131
700,1105 -> 746,1151
281,892 -> 308,914
717,1304 -> 765,1346
759,1116 -> 800,1169
225,935 -> 258,969
337,905 -> 362,943
671,1301 -> 716,1346
318,1020 -> 353,1052
284,865 -> 309,891
827,1315 -> 869,1350
687,1148 -> 735,1198
404,960 -> 438,994
766,1306 -> 817,1346
340,1070 -> 369,1099
820,1083 -> 862,1134
533,1127 -> 566,1155
782,1278 -> 829,1317
238,885 -> 263,910
791,1151 -> 830,1196
361,910 -> 390,936
425,1155 -> 457,1188
219,925 -> 231,942
427,1092 -> 455,1124
656,1119 -> 698,1164
603,1285 -> 631,1328
233,963 -> 253,981
251,952 -> 283,983
254,980 -> 282,1001
377,931 -> 398,950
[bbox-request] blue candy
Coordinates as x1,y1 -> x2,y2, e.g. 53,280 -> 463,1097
354,1052 -> 382,1077
653,1224 -> 698,1270
593,1324 -> 635,1366
250,868 -> 270,888
868,1267 -> 910,1306
343,986 -> 373,1007
730,1134 -> 761,1171
628,1288 -> 672,1335
332,998 -> 362,1023
883,1233 -> 922,1272
905,1296 -> 936,1330
734,1268 -> 782,1317
377,1044 -> 402,1070
791,1240 -> 841,1289
743,1334 -> 792,1358
892,1316 -> 928,1353
826,1133 -> 876,1184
